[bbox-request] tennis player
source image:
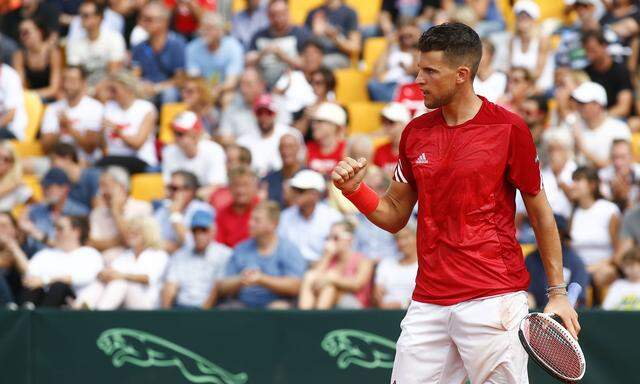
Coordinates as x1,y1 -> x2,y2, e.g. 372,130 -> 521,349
332,23 -> 580,383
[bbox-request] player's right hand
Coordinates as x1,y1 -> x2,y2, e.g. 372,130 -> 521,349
331,157 -> 368,193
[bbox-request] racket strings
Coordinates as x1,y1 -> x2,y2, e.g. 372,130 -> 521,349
525,316 -> 584,379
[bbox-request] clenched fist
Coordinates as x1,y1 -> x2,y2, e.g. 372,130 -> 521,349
331,157 -> 368,193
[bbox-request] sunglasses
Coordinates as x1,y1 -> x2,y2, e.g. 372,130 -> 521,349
192,227 -> 210,233
327,234 -> 351,241
173,130 -> 186,138
80,12 -> 95,18
0,155 -> 13,164
168,184 -> 190,193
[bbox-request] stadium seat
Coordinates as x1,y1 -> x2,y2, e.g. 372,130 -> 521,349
362,37 -> 387,74
289,0 -> 323,25
130,173 -> 165,202
345,0 -> 382,26
335,68 -> 369,104
520,243 -> 536,257
498,0 -> 564,31
347,102 -> 385,135
159,102 -> 187,144
632,133 -> 640,161
10,140 -> 44,157
372,136 -> 389,150
22,174 -> 42,202
23,91 -> 43,142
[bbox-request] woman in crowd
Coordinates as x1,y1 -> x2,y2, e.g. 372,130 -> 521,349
12,18 -> 62,101
498,66 -> 535,115
0,142 -> 32,211
75,216 -> 168,310
181,76 -> 219,138
298,221 -> 373,309
97,71 -> 158,174
293,67 -> 336,139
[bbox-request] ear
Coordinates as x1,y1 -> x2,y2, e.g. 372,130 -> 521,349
456,66 -> 472,84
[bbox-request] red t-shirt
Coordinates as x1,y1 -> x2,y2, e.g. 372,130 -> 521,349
393,97 -> 542,305
165,0 -> 216,35
215,197 -> 260,247
373,142 -> 399,176
306,140 -> 346,176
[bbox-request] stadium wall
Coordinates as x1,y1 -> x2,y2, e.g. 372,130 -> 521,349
0,309 -> 635,383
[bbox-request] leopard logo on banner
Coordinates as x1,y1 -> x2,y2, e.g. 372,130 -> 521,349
321,329 -> 396,370
97,328 -> 248,384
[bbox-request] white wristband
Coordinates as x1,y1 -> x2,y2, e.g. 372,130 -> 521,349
170,212 -> 184,224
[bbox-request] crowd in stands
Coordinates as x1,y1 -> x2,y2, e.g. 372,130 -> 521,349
1,0 -> 640,311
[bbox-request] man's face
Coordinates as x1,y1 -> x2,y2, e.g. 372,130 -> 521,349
79,3 -> 101,31
381,117 -> 403,139
174,129 -> 199,154
54,217 -> 75,244
311,120 -> 337,144
575,3 -> 595,23
256,108 -> 276,133
200,21 -> 223,46
521,100 -> 543,127
140,5 -> 167,35
44,184 -> 68,205
279,134 -> 300,166
249,209 -> 274,238
192,227 -> 212,251
62,68 -> 84,99
268,1 -> 289,31
240,71 -> 265,102
577,101 -> 602,122
584,37 -> 607,64
415,51 -> 460,110
230,175 -> 258,206
301,45 -> 324,73
292,188 -> 319,208
622,260 -> 640,281
168,175 -> 195,202
611,143 -> 632,173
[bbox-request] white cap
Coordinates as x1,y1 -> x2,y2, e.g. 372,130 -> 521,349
172,111 -> 202,133
289,170 -> 326,192
571,81 -> 608,106
513,0 -> 540,20
381,102 -> 411,125
312,102 -> 347,126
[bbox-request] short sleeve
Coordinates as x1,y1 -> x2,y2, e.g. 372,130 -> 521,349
225,251 -> 242,276
108,33 -> 126,63
506,118 -> 542,195
392,125 -> 416,188
225,38 -> 244,78
280,241 -> 307,277
40,104 -> 60,135
344,8 -> 358,33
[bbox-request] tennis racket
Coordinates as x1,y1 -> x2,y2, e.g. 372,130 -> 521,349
518,283 -> 586,383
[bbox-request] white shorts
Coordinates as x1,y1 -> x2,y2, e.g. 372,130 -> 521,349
390,291 -> 529,384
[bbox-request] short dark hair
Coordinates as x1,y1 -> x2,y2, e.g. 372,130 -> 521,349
572,166 -> 602,200
581,30 -> 607,47
68,215 -> 89,245
301,37 -> 325,54
612,138 -> 632,150
81,0 -> 106,18
417,22 -> 482,77
313,67 -> 336,92
526,95 -> 549,114
65,65 -> 88,80
171,170 -> 199,190
51,142 -> 79,163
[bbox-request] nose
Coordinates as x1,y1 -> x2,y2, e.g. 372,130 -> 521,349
415,70 -> 425,86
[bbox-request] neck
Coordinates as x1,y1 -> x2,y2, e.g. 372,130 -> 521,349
282,162 -> 301,177
150,31 -> 168,50
58,240 -> 80,253
67,93 -> 83,107
300,204 -> 315,219
119,95 -> 135,109
67,165 -> 82,183
441,88 -> 482,126
587,113 -> 606,130
578,196 -> 596,209
595,55 -> 612,71
52,197 -> 66,212
261,126 -> 275,138
207,39 -> 221,52
320,137 -> 338,152
27,44 -> 44,54
133,245 -> 145,256
256,232 -> 277,249
88,27 -> 100,41
232,201 -> 251,213
194,244 -> 208,254
400,251 -> 417,264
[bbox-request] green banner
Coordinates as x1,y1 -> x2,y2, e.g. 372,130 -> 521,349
0,309 -> 637,383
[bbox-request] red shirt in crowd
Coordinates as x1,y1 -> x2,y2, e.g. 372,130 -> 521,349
373,142 -> 399,176
393,97 -> 542,306
306,140 -> 346,176
215,197 -> 260,247
164,0 -> 216,36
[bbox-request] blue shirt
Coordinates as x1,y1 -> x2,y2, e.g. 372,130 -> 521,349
354,213 -> 400,261
131,32 -> 186,82
231,7 -> 269,49
304,5 -> 358,54
154,199 -> 215,247
28,199 -> 90,239
185,36 -> 244,84
225,237 -> 306,308
68,167 -> 101,211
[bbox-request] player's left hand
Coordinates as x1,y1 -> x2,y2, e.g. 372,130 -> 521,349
544,294 -> 581,340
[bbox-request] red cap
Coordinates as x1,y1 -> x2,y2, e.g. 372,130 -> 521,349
172,111 -> 203,133
253,93 -> 276,113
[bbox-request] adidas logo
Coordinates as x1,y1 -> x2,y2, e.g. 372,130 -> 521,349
415,153 -> 428,164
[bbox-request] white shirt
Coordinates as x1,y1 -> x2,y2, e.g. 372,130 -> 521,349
27,246 -> 103,296
66,29 -> 126,80
111,248 -> 169,307
278,202 -> 343,261
375,258 -> 418,308
237,123 -> 295,177
274,70 -> 316,114
571,199 -> 620,266
103,99 -> 158,166
540,160 -> 577,219
473,71 -> 508,103
67,8 -> 125,41
602,279 -> 640,310
161,139 -> 227,186
0,63 -> 27,140
577,117 -> 631,166
41,96 -> 104,162
382,46 -> 414,83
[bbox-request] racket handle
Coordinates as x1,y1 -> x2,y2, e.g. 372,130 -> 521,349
567,282 -> 582,307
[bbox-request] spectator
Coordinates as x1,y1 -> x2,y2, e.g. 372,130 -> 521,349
215,165 -> 260,248
539,130 -> 576,219
583,30 -> 634,118
570,81 -> 631,168
215,201 -> 306,309
231,0 -> 269,50
497,66 -> 534,115
367,18 -> 420,102
1,0 -> 60,44
279,170 -> 342,262
616,203 -> 640,265
162,209 -> 231,309
21,215 -> 103,308
97,71 -> 158,174
181,76 -> 219,137
247,0 -> 310,87
1,212 -> 45,261
304,0 -> 361,69
298,220 -> 373,309
0,212 -> 33,304
373,224 -> 418,309
40,66 -> 104,162
162,111 -> 227,199
66,0 -> 125,41
0,62 -> 27,140
600,139 -> 640,212
263,132 -> 306,207
50,142 -> 101,211
209,144 -> 252,211
0,32 -> 18,66
353,166 -> 399,261
185,12 -> 244,96
75,216 -> 169,309
66,0 -> 126,89
603,247 -> 640,310
473,38 -> 507,103
554,0 -> 603,70
378,0 -> 437,36
219,67 -> 267,142
292,66 -> 337,138
599,0 -> 640,71
0,142 -> 32,211
525,214 -> 589,308
89,166 -> 153,258
521,95 -> 549,148
306,102 -> 347,176
131,1 -> 186,104
164,0 -> 216,39
569,166 -> 620,294
155,170 -> 214,253
27,168 -> 89,242
373,102 -> 412,176
12,18 -> 62,101
273,38 -> 325,121
327,134 -> 374,214
237,94 -> 295,177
